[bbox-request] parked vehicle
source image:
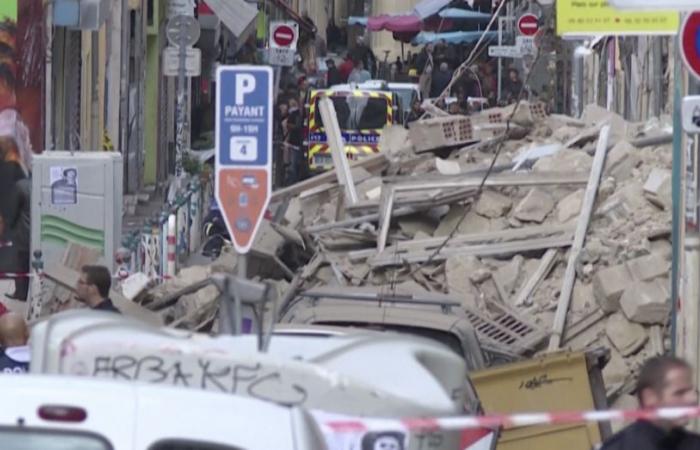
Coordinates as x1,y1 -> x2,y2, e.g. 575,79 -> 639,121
0,374 -> 326,450
304,82 -> 402,172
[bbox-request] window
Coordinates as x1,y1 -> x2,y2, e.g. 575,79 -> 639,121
315,96 -> 389,131
0,428 -> 111,450
150,440 -> 243,450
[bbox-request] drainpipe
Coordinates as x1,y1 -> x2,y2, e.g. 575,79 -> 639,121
45,0 -> 54,152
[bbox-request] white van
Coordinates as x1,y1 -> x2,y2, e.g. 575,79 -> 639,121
0,374 -> 326,450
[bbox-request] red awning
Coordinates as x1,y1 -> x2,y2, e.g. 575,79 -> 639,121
367,14 -> 422,33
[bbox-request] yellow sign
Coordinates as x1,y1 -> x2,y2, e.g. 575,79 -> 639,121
557,0 -> 679,35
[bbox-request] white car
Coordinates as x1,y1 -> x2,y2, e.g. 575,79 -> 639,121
0,374 -> 326,450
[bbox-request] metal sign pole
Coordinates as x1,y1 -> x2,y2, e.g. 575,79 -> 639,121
176,34 -> 187,178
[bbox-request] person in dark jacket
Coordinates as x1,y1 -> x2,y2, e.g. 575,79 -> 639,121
430,62 -> 452,98
7,177 -> 30,301
600,355 -> 700,450
326,59 -> 343,87
75,265 -> 120,313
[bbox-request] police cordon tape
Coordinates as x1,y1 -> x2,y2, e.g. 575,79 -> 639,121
321,406 -> 700,433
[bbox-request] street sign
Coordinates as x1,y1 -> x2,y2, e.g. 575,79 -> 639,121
517,13 -> 539,36
168,0 -> 194,18
610,0 -> 697,10
489,46 -> 522,58
556,0 -> 679,36
266,48 -> 296,67
270,21 -> 299,49
681,13 -> 700,81
166,15 -> 201,47
163,47 -> 201,77
215,66 -> 273,254
682,96 -> 700,134
516,36 -> 536,55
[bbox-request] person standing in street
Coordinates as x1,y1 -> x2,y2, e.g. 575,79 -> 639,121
430,62 -> 452,98
348,59 -> 371,84
326,58 -> 343,87
7,176 -> 30,301
339,53 -> 355,83
0,313 -> 29,373
600,356 -> 700,450
75,265 -> 121,313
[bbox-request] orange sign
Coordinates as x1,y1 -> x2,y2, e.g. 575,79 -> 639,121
216,168 -> 269,252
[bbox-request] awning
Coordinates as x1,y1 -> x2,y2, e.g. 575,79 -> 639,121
412,30 -> 497,45
204,0 -> 257,46
413,0 -> 453,19
367,14 -> 422,33
438,8 -> 491,20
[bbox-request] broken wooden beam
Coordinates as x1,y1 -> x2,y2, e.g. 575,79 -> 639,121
368,235 -> 574,268
270,153 -> 388,203
548,125 -> 611,352
317,97 -> 359,205
514,249 -> 558,307
352,223 -> 574,263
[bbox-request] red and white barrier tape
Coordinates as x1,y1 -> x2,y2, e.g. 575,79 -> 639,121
321,406 -> 700,433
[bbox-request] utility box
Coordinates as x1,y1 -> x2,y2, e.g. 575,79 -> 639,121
31,151 -> 123,272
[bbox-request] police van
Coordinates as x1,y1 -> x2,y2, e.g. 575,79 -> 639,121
304,81 -> 404,172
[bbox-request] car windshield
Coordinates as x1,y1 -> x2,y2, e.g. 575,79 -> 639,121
0,429 -> 111,450
315,95 -> 388,130
393,89 -> 415,111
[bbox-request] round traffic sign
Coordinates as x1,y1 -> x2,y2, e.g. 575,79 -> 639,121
681,12 -> 700,81
272,24 -> 296,47
518,13 -> 539,36
166,15 -> 200,47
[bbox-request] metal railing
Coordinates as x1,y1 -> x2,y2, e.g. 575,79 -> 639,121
118,175 -> 212,282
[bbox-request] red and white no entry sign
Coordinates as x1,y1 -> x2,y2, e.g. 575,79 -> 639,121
681,12 -> 700,81
517,13 -> 539,36
272,24 -> 296,48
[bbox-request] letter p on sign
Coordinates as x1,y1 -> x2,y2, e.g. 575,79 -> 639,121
235,74 -> 256,105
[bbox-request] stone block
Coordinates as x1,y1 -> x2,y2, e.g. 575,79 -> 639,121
605,313 -> 648,357
556,189 -> 584,223
643,168 -> 672,210
493,255 -> 524,296
592,264 -> 634,313
475,190 -> 513,219
626,254 -> 670,282
514,188 -> 555,223
619,279 -> 671,325
604,140 -> 641,182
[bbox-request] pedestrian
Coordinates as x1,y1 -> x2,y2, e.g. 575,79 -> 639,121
348,59 -> 371,84
339,53 -> 355,83
600,355 -> 700,450
75,265 -> 121,313
406,99 -> 423,125
430,62 -> 452,98
0,313 -> 29,374
350,36 -> 377,77
394,56 -> 403,74
504,68 -> 524,104
284,98 -> 305,185
416,44 -> 434,99
6,176 -> 29,301
326,59 -> 343,87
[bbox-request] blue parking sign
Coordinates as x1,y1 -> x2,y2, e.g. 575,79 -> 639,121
216,66 -> 273,167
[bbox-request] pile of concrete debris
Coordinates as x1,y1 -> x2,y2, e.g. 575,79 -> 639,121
134,101 -> 673,408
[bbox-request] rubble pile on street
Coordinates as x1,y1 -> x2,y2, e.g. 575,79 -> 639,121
134,101 -> 674,405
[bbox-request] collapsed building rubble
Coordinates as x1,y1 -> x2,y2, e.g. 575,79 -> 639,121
123,101 -> 674,406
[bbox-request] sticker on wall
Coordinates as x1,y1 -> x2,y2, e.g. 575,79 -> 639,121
50,166 -> 78,205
